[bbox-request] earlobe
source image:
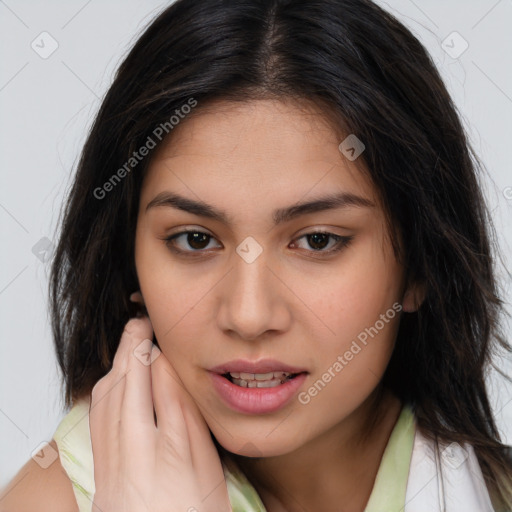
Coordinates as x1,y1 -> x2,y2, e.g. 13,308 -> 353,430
402,281 -> 426,312
130,290 -> 145,306
129,290 -> 147,318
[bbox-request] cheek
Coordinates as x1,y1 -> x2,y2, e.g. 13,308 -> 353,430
135,236 -> 182,348
292,255 -> 402,345
136,251 -> 219,368
288,237 -> 402,393
299,306 -> 399,420
136,233 -> 202,329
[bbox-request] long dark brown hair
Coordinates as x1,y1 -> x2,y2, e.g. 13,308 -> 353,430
49,0 -> 512,507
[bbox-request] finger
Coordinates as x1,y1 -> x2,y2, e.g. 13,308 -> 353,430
149,346 -> 216,453
90,316 -> 146,485
111,317 -> 139,372
90,370 -> 127,487
151,349 -> 193,466
120,316 -> 155,427
170,373 -> 231,509
105,316 -> 149,422
186,407 -> 228,500
90,316 -> 151,484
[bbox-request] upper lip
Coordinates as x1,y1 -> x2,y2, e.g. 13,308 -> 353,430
210,358 -> 308,375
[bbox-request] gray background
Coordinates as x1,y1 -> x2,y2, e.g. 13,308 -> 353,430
1,0 -> 511,488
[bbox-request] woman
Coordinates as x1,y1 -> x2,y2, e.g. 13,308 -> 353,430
2,0 -> 511,510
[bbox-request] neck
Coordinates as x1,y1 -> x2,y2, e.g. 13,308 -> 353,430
224,387 -> 403,512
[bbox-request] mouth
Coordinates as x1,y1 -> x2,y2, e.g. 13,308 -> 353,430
210,368 -> 309,414
221,371 -> 304,388
209,358 -> 308,389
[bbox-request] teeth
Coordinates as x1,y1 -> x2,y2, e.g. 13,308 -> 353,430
273,372 -> 291,379
229,371 -> 292,380
232,377 -> 284,388
256,380 -> 282,388
255,372 -> 275,380
225,370 -> 299,388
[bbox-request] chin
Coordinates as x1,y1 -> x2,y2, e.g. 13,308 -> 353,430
213,431 -> 300,458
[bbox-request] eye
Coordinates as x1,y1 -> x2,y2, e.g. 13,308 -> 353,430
290,231 -> 353,255
164,230 -> 221,255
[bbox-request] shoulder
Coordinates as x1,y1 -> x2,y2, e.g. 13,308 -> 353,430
0,439 -> 79,512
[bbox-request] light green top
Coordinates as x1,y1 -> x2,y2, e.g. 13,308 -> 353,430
53,397 -> 415,512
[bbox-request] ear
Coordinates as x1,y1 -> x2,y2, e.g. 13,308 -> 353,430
402,280 -> 426,313
129,290 -> 145,306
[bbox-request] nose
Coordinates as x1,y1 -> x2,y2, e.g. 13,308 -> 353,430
216,243 -> 291,341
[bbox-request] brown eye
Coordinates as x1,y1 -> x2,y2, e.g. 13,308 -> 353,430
306,232 -> 330,250
164,230 -> 222,254
184,232 -> 210,250
291,232 -> 354,255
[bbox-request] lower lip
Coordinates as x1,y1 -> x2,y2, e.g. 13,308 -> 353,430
209,372 -> 308,414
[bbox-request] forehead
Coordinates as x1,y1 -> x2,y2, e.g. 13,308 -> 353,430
140,99 -> 376,210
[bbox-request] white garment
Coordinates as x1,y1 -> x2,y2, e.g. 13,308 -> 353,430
405,427 -> 496,511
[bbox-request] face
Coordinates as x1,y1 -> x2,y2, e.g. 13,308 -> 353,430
135,98 -> 414,456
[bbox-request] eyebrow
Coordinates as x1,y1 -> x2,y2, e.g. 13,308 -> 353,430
145,191 -> 375,225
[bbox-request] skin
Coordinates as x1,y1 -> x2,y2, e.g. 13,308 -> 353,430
134,98 -> 423,512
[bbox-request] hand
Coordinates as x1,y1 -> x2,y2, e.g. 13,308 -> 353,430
89,311 -> 232,512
